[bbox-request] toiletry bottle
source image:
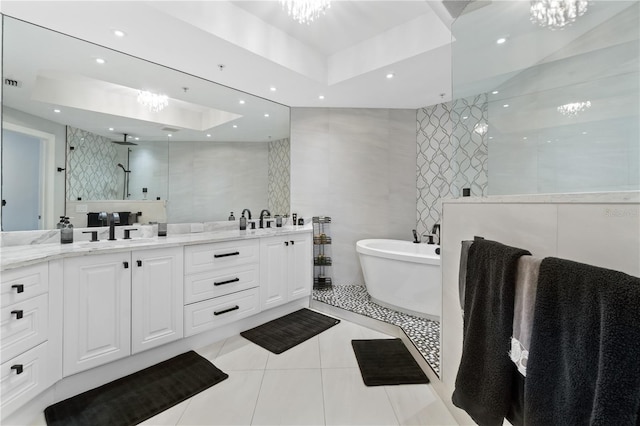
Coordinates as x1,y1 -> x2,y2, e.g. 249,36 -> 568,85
229,212 -> 235,221
239,213 -> 247,230
60,217 -> 74,244
276,215 -> 282,227
56,216 -> 65,229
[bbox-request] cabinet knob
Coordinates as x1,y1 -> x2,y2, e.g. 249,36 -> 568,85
11,284 -> 24,293
11,364 -> 23,375
11,310 -> 23,319
137,260 -> 142,267
123,261 -> 129,269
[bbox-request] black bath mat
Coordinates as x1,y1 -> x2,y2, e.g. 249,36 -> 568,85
44,351 -> 228,426
352,338 -> 430,386
241,308 -> 340,354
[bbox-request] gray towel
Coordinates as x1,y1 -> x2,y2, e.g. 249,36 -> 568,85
452,239 -> 531,426
458,240 -> 474,312
509,256 -> 543,376
525,257 -> 640,425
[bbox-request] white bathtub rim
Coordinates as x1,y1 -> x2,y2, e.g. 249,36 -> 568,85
356,239 -> 440,265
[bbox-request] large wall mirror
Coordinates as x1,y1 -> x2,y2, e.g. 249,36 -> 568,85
1,16 -> 290,231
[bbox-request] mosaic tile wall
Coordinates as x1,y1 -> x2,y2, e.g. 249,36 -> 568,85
268,137 -> 290,217
66,126 -> 121,201
416,97 -> 488,237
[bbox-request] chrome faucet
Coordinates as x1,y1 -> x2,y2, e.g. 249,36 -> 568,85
241,208 -> 252,220
107,212 -> 120,241
259,209 -> 271,229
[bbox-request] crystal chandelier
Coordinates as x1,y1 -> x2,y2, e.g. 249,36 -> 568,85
530,0 -> 588,30
557,101 -> 591,116
280,0 -> 331,25
473,122 -> 489,135
137,90 -> 169,113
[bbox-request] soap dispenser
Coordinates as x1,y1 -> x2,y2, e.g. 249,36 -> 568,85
56,216 -> 66,229
60,217 -> 74,244
239,213 -> 247,230
228,212 -> 235,221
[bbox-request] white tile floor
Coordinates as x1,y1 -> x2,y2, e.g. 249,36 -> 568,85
33,315 -> 458,426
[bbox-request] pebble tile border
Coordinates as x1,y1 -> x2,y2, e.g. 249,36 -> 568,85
312,284 -> 440,375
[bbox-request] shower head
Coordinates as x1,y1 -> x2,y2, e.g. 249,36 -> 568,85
112,133 -> 138,146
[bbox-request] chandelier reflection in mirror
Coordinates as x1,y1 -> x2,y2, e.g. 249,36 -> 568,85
137,90 -> 169,112
557,101 -> 592,116
280,0 -> 331,25
530,0 -> 588,29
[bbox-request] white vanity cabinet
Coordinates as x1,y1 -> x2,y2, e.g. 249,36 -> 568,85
131,247 -> 184,354
0,263 -> 57,418
63,252 -> 132,376
63,247 -> 183,375
183,239 -> 261,336
260,233 -> 312,310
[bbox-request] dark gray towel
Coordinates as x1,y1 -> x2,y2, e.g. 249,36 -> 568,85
452,239 -> 530,426
525,257 -> 640,425
458,240 -> 474,312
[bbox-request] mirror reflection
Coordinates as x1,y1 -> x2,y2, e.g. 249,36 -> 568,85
1,16 -> 290,231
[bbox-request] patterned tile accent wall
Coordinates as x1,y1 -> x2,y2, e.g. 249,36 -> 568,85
268,137 -> 290,216
416,96 -> 488,237
66,126 -> 120,201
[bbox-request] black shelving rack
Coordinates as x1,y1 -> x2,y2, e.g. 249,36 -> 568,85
313,216 -> 332,289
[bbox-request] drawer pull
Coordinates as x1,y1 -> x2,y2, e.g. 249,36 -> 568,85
214,277 -> 240,286
137,260 -> 143,267
290,240 -> 295,245
213,305 -> 240,316
214,251 -> 240,259
285,241 -> 289,246
123,261 -> 129,269
11,284 -> 24,293
11,364 -> 24,375
11,310 -> 24,319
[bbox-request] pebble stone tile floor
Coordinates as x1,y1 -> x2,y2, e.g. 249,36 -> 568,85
27,314 -> 456,426
312,284 -> 440,375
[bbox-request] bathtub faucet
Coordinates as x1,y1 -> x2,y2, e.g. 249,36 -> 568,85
432,224 -> 441,245
412,229 -> 420,243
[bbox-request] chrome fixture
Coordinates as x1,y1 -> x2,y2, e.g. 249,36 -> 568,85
530,0 -> 588,30
280,0 -> 331,25
557,101 -> 592,116
137,90 -> 169,112
259,209 -> 271,229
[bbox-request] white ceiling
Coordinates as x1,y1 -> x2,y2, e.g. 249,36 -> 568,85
0,0 -> 456,110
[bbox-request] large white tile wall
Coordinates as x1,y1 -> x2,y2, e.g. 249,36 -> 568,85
290,108 -> 416,285
167,141 -> 269,223
439,194 -> 640,425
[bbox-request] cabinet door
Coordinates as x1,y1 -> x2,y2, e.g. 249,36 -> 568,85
63,253 -> 131,376
260,236 -> 288,310
288,233 -> 312,300
131,247 -> 184,354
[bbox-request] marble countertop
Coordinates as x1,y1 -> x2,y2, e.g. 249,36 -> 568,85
0,224 -> 313,271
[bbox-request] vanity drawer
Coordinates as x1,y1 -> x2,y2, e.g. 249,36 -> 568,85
1,294 -> 49,362
1,341 -> 51,419
184,287 -> 260,337
1,263 -> 49,308
184,263 -> 259,304
184,240 -> 259,275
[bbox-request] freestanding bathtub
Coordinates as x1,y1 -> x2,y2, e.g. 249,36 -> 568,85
356,239 -> 441,320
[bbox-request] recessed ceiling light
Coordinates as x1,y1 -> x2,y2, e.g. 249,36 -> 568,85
270,87 -> 276,92
95,58 -> 106,65
582,131 -> 588,135
239,100 -> 245,104
318,95 -> 325,100
489,136 -> 494,140
167,134 -> 172,138
135,137 -> 140,141
496,37 -> 507,44
206,134 -> 211,137
386,73 -> 394,79
113,29 -> 126,37
233,125 -> 238,128
503,104 -> 510,108
492,90 -> 499,94
109,127 -> 114,131
54,109 -> 61,113
523,136 -> 528,140
264,113 -> 270,117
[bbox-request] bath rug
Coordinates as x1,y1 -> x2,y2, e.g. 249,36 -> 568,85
44,351 -> 228,426
241,308 -> 340,354
352,338 -> 429,386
